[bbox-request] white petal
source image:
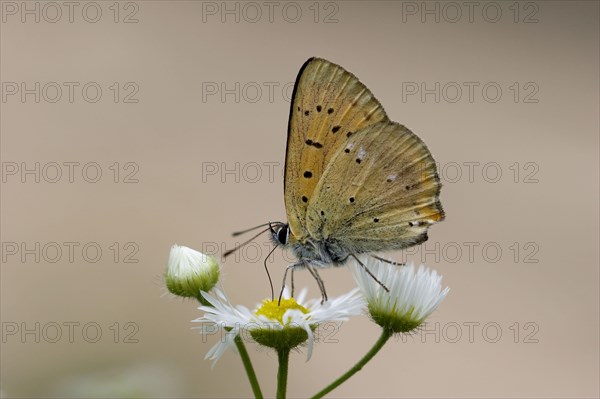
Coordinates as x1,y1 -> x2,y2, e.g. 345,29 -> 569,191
304,324 -> 314,361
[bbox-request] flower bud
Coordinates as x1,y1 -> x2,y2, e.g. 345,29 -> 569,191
166,245 -> 220,302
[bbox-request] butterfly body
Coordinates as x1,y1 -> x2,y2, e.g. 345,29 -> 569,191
270,223 -> 338,265
269,57 -> 444,299
274,226 -> 352,266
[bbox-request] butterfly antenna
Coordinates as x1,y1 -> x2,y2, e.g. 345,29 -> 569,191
223,226 -> 271,258
264,245 -> 278,300
231,223 -> 272,237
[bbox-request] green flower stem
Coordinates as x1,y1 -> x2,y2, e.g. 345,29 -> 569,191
234,335 -> 264,399
311,328 -> 393,399
276,348 -> 291,399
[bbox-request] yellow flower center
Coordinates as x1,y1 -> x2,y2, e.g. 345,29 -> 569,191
255,298 -> 309,325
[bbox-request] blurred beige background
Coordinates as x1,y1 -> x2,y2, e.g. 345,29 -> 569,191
1,1 -> 598,398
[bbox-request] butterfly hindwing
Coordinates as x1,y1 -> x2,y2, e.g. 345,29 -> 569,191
284,58 -> 389,242
306,121 -> 444,254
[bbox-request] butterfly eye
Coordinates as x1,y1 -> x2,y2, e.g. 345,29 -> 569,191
277,226 -> 289,245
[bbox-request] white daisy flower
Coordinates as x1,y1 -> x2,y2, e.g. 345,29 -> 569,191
165,245 -> 220,301
351,257 -> 449,333
193,287 -> 364,366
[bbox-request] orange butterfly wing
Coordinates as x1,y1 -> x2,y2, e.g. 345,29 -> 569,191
284,58 -> 389,243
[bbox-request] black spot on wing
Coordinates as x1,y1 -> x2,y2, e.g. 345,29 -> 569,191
304,139 -> 323,149
305,139 -> 323,149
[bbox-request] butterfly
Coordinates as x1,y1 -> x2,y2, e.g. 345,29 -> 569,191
228,57 -> 444,302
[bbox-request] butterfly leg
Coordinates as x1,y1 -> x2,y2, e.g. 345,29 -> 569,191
351,254 -> 390,292
290,267 -> 295,298
278,262 -> 302,305
306,264 -> 328,304
371,254 -> 405,267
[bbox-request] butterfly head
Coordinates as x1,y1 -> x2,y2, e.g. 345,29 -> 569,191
269,222 -> 290,246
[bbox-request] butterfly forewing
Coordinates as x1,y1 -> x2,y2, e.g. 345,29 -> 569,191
285,58 -> 389,241
306,121 -> 444,254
